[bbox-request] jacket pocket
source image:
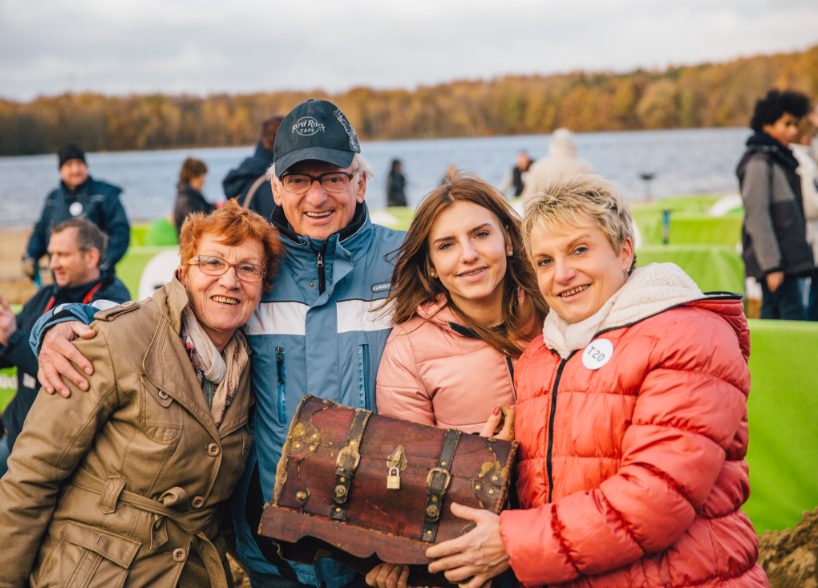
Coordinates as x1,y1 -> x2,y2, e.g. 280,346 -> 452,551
275,346 -> 286,423
34,522 -> 140,588
357,344 -> 371,410
141,377 -> 183,444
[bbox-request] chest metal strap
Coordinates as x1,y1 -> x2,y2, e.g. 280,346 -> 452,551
330,408 -> 371,521
421,428 -> 461,542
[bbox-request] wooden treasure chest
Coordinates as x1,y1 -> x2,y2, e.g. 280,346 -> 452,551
259,395 -> 517,584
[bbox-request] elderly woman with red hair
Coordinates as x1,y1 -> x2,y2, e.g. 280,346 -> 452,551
0,200 -> 282,587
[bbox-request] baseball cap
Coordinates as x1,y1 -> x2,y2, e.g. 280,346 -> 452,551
273,99 -> 361,178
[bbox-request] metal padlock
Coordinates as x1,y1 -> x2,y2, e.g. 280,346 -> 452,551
387,466 -> 401,490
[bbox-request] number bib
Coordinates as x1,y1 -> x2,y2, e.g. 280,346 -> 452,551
582,338 -> 613,370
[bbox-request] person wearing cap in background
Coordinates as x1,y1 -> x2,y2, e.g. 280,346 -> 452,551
30,99 -> 405,588
223,115 -> 284,219
21,143 -> 131,281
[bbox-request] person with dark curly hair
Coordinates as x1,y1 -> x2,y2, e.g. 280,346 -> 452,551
736,89 -> 813,319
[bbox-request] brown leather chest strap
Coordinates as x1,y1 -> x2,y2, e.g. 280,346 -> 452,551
421,428 -> 461,542
330,408 -> 372,521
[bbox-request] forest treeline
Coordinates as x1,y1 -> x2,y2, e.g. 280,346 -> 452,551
1,44 -> 817,156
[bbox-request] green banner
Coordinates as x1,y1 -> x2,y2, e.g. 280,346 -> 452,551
743,319 -> 818,533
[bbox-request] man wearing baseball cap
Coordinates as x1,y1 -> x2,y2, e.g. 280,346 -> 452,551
31,101 -> 404,588
22,143 -> 130,281
230,99 -> 404,586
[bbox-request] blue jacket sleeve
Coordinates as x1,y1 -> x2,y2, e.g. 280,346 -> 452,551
29,304 -> 97,355
100,195 -> 131,271
25,195 -> 53,261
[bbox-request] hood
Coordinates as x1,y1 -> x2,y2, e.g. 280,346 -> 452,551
736,132 -> 799,178
600,263 -> 703,329
548,128 -> 577,157
544,263 -> 748,359
601,263 -> 749,359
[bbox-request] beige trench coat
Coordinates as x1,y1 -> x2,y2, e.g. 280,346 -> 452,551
0,278 -> 253,587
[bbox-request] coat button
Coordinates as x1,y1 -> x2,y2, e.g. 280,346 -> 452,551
191,496 -> 205,509
207,443 -> 220,457
158,390 -> 169,400
172,547 -> 186,561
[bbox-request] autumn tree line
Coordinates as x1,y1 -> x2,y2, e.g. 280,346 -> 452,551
1,44 -> 817,156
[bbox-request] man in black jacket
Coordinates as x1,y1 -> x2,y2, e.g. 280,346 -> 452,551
737,89 -> 813,319
0,219 -> 130,475
223,115 -> 284,219
22,143 -> 131,280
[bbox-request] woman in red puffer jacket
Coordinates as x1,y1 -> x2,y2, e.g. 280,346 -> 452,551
427,175 -> 767,587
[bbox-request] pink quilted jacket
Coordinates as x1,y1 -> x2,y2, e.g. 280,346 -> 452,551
376,300 -> 517,433
500,296 -> 767,586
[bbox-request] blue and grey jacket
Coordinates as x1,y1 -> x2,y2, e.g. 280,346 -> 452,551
26,177 -> 131,274
231,203 -> 404,586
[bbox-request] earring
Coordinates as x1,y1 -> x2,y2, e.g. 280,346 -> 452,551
506,249 -> 513,256
429,268 -> 437,278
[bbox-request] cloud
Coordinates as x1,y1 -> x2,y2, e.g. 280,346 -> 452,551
0,0 -> 816,100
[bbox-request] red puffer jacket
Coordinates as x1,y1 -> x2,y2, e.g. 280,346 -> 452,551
500,294 -> 767,586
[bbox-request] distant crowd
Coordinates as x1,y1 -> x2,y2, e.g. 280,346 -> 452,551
1,88 -> 816,587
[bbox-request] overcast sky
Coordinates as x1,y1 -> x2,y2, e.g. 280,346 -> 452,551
1,0 -> 817,101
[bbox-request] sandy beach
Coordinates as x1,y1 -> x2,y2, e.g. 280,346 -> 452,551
0,228 -> 37,305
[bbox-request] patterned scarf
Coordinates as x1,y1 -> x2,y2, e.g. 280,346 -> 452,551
180,306 -> 249,428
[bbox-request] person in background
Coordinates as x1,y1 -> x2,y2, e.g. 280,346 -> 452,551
0,201 -> 282,586
386,158 -> 407,207
425,175 -> 766,587
521,129 -> 593,202
30,99 -> 405,588
0,218 -> 130,477
736,89 -> 813,320
441,163 -> 459,185
22,143 -> 130,281
223,115 -> 284,219
367,175 -> 546,588
791,114 -> 818,320
498,150 -> 532,198
174,156 -> 216,234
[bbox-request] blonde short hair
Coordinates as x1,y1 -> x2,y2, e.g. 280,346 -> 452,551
522,175 -> 635,269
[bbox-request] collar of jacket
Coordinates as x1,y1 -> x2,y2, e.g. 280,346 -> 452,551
271,201 -> 371,257
415,297 -> 507,340
253,141 -> 274,162
59,176 -> 92,196
744,131 -> 799,171
49,274 -> 112,304
177,181 -> 205,198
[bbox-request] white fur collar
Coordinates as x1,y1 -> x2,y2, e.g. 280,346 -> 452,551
543,263 -> 703,358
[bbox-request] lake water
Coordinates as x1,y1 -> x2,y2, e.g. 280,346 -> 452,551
0,127 -> 750,228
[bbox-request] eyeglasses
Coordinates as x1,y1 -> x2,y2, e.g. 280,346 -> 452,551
188,255 -> 265,283
280,171 -> 356,195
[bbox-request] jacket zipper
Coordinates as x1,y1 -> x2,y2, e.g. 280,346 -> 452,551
316,251 -> 325,294
546,358 -> 568,503
357,344 -> 371,410
504,355 -> 517,402
275,346 -> 286,423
